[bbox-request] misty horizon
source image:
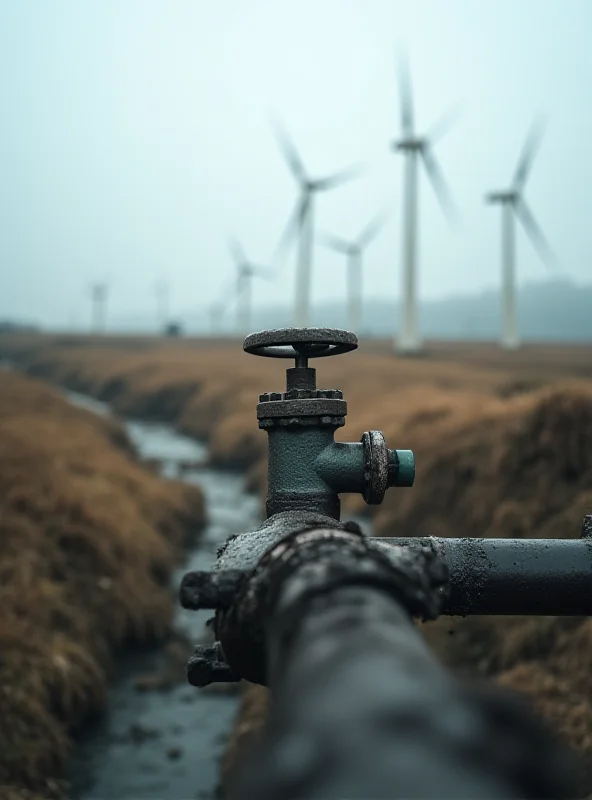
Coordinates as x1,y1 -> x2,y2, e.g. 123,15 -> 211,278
6,278 -> 592,345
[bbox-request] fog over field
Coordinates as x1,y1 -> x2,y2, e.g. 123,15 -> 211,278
1,1 -> 592,334
29,279 -> 587,343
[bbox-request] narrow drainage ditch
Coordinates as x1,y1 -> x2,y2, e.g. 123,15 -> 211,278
64,389 -> 261,800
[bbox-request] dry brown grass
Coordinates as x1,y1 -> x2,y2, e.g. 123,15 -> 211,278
3,333 -> 592,785
0,370 -> 205,798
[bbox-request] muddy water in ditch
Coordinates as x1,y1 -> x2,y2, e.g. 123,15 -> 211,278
65,391 -> 261,800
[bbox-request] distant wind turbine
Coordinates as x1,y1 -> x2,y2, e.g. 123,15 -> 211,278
90,283 -> 108,334
272,117 -> 362,327
155,280 -> 170,333
208,302 -> 224,336
319,211 -> 388,332
390,53 -> 460,354
229,237 -> 273,335
485,117 -> 558,350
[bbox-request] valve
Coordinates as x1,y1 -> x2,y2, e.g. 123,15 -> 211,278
243,327 -> 415,520
180,328 -> 592,691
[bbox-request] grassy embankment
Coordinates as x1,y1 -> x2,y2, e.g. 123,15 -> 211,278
0,369 -> 204,799
3,333 -> 592,785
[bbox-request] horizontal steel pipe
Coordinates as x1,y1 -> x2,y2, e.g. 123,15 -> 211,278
374,537 -> 592,616
230,579 -> 575,799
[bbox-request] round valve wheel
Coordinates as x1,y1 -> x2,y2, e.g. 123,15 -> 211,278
243,328 -> 358,360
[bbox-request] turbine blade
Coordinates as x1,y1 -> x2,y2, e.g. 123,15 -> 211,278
315,164 -> 363,191
514,199 -> 558,269
270,113 -> 307,183
396,50 -> 414,136
213,275 -> 236,308
318,231 -> 351,253
426,104 -> 462,145
421,147 -> 457,222
512,115 -> 545,192
357,209 -> 389,248
228,236 -> 246,265
235,269 -> 245,295
298,192 -> 310,226
271,196 -> 307,264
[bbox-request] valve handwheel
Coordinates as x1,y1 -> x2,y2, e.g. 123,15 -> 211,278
244,328 -> 358,364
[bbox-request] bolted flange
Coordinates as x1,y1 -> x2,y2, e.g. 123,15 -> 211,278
361,430 -> 389,504
179,569 -> 245,610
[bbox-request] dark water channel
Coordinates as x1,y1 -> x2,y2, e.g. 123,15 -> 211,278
64,390 -> 261,800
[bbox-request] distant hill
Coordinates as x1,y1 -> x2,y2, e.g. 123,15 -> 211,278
92,279 -> 592,342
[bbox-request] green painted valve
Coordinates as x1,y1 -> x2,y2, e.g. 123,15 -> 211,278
243,327 -> 415,521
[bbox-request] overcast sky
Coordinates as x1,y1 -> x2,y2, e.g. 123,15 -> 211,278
1,0 -> 591,328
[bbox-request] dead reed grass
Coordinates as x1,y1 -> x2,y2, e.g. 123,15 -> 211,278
0,371 -> 204,798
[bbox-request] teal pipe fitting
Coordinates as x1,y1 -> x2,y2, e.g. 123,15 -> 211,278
243,328 -> 415,521
391,449 -> 415,487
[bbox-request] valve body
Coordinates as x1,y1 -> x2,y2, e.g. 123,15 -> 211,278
249,329 -> 415,520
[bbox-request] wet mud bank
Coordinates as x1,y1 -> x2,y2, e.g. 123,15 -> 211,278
62,392 -> 262,799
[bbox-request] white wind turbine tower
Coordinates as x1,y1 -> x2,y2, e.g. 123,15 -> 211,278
390,54 -> 459,354
485,117 -> 558,350
208,302 -> 224,337
90,282 -> 108,334
272,118 -> 361,327
319,211 -> 388,332
155,280 -> 170,333
229,238 -> 273,335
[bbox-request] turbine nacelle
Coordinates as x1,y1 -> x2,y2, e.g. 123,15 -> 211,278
485,191 -> 517,205
392,138 -> 425,153
307,179 -> 335,192
339,243 -> 360,257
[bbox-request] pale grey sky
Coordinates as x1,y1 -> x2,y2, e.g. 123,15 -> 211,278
1,0 -> 591,328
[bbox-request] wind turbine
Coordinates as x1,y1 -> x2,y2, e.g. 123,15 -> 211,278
208,302 -> 225,336
229,238 -> 273,335
272,118 -> 362,327
485,117 -> 557,350
319,211 -> 388,332
90,283 -> 108,334
155,280 -> 170,333
390,54 -> 459,354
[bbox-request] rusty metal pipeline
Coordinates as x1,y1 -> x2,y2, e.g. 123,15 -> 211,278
375,532 -> 592,615
223,523 -> 578,800
179,327 -> 589,798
